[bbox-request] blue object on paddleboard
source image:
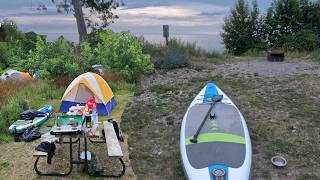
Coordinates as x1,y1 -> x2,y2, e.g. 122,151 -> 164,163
9,104 -> 53,134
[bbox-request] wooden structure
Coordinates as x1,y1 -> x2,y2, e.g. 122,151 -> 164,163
0,25 -> 6,42
33,117 -> 125,177
267,51 -> 285,62
104,121 -> 123,157
163,25 -> 169,45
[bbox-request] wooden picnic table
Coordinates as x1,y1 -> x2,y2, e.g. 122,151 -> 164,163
33,115 -> 125,178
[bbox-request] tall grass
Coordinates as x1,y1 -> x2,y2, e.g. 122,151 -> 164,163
0,80 -> 64,142
286,49 -> 320,61
143,38 -> 224,69
0,80 -> 28,104
102,72 -> 140,92
143,38 -> 223,58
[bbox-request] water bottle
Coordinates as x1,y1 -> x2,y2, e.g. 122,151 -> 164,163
85,112 -> 92,128
92,110 -> 97,124
57,113 -> 62,127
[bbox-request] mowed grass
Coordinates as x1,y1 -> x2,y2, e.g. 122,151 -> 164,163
122,70 -> 320,179
0,80 -> 137,179
213,75 -> 320,179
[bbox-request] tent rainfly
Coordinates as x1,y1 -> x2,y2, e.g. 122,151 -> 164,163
59,72 -> 116,116
0,69 -> 31,80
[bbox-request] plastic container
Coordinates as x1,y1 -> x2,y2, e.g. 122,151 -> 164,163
57,113 -> 62,127
271,156 -> 287,167
92,110 -> 97,124
85,112 -> 92,128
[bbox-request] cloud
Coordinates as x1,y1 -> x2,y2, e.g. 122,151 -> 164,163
118,6 -> 199,17
117,4 -> 228,17
0,1 -> 230,50
112,4 -> 227,27
7,15 -> 75,25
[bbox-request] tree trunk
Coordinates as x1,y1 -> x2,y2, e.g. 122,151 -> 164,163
72,0 -> 87,42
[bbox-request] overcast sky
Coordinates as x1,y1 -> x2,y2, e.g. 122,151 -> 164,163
0,0 -> 273,51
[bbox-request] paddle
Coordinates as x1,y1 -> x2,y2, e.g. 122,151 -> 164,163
190,95 -> 223,144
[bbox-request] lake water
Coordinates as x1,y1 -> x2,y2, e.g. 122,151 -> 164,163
0,0 -> 272,51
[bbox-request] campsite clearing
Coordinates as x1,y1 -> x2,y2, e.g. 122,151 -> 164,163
122,58 -> 320,180
0,86 -> 136,180
0,58 -> 319,179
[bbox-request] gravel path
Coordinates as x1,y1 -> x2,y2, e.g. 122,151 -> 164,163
142,59 -> 320,88
215,60 -> 320,77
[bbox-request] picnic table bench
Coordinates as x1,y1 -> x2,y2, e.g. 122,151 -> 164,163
104,121 -> 123,157
33,116 -> 125,178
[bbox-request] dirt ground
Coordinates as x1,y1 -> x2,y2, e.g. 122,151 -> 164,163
122,58 -> 320,180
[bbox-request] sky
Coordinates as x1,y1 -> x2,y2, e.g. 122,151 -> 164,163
0,0 -> 273,51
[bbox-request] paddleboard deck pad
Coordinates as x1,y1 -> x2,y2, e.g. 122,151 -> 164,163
180,83 -> 252,180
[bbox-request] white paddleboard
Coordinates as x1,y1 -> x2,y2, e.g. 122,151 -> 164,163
180,83 -> 252,180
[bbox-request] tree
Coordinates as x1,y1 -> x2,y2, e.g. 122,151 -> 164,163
0,43 -> 12,70
299,0 -> 312,28
21,32 -> 47,54
249,0 -> 267,51
264,0 -> 301,48
308,1 -> 320,35
283,29 -> 319,51
51,0 -> 120,41
0,20 -> 23,42
221,0 -> 262,55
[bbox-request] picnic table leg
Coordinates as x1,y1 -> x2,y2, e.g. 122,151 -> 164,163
78,137 -> 81,160
84,136 -> 88,172
33,139 -> 74,176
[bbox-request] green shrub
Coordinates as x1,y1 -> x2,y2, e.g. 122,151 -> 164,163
283,29 -> 319,51
0,99 -> 27,129
95,30 -> 154,82
21,31 -> 41,54
0,43 -> 12,70
21,36 -> 79,77
79,42 -> 99,71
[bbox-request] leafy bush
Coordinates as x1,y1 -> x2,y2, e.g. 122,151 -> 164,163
283,29 -> 319,51
79,42 -> 98,71
92,30 -> 153,82
21,36 -> 79,77
21,31 -> 44,54
0,43 -> 13,70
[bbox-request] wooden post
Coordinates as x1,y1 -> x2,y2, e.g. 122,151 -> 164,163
163,25 -> 169,46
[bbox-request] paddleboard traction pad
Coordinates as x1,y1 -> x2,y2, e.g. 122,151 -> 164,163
185,103 -> 246,169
